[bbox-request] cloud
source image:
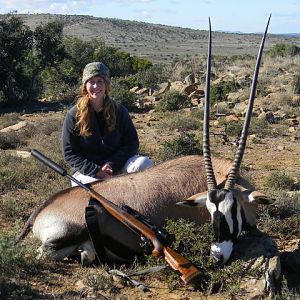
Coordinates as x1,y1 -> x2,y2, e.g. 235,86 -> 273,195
0,1 -> 96,14
0,0 -> 159,14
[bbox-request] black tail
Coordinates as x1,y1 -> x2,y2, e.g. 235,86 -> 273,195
15,211 -> 36,243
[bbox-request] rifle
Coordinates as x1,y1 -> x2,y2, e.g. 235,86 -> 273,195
31,149 -> 201,284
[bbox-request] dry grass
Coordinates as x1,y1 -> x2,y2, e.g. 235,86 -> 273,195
0,51 -> 299,299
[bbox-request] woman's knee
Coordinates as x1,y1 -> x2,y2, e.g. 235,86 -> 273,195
124,155 -> 153,173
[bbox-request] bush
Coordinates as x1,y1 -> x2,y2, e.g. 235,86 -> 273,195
292,74 -> 300,94
266,44 -> 300,58
111,79 -> 138,112
0,225 -> 40,299
158,111 -> 201,132
130,64 -> 169,88
257,191 -> 300,239
155,132 -> 202,161
156,91 -> 190,112
210,80 -> 239,104
225,120 -> 243,137
264,171 -> 295,191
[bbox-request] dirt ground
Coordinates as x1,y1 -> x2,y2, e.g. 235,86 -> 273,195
2,108 -> 300,300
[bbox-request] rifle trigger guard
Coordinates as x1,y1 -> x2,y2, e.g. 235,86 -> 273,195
140,234 -> 153,255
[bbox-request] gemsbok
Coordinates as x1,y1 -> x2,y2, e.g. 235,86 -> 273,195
18,17 -> 274,265
178,16 -> 274,263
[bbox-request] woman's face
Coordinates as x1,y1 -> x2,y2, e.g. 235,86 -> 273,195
86,75 -> 106,102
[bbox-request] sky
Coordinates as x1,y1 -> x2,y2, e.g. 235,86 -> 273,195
0,0 -> 299,34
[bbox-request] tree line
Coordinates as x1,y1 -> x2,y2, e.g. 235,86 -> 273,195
0,14 -> 153,107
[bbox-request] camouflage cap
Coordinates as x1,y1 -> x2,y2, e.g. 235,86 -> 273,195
82,62 -> 110,85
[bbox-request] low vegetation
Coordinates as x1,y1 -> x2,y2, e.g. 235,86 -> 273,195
156,90 -> 190,112
0,14 -> 299,299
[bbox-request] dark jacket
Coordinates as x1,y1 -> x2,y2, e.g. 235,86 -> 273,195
62,103 -> 139,176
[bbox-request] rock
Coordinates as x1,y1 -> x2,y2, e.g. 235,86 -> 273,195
135,87 -> 148,95
184,73 -> 195,85
291,95 -> 300,107
233,102 -> 248,116
169,81 -> 186,92
232,233 -> 281,298
152,82 -> 171,96
4,150 -> 31,158
129,86 -> 141,93
135,98 -> 145,108
258,111 -> 276,124
287,118 -> 299,127
183,84 -> 197,95
224,114 -> 239,123
188,89 -> 205,99
75,280 -> 86,290
0,121 -> 27,133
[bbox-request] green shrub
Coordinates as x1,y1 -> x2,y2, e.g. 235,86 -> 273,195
257,192 -> 300,239
0,131 -> 26,150
84,269 -> 117,293
225,120 -> 243,137
266,43 -> 300,58
130,64 -> 169,88
132,56 -> 153,73
111,79 -> 138,112
158,111 -> 201,132
210,80 -> 239,104
0,225 -> 40,299
156,91 -> 190,112
264,171 -> 295,191
292,74 -> 300,94
155,132 -> 202,161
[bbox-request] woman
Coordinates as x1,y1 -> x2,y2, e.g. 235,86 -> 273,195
62,61 -> 153,186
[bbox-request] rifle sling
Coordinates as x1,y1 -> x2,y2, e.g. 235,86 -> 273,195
85,198 -> 109,264
85,198 -> 143,264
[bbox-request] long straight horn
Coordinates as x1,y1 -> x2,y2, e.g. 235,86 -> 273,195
224,15 -> 271,191
203,18 -> 217,191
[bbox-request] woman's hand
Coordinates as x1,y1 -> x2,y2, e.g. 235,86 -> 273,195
95,163 -> 113,179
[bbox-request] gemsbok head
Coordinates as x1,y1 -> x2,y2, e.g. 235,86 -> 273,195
178,16 -> 275,264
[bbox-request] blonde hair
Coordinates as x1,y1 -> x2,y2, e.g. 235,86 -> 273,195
75,79 -> 117,137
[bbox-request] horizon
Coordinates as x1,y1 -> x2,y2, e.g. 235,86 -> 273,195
0,0 -> 300,35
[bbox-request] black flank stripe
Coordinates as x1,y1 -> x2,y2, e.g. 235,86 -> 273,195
231,199 -> 239,240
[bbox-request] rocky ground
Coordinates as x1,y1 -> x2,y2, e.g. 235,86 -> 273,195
1,56 -> 300,298
1,102 -> 299,299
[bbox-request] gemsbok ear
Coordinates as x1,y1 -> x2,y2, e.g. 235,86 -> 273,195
248,191 -> 276,205
176,191 -> 207,207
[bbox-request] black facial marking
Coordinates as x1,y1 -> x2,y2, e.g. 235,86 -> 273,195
231,200 -> 239,241
212,210 -> 232,242
208,189 -> 228,206
209,189 -> 242,243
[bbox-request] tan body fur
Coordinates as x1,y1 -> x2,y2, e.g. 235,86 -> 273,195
19,155 -> 247,264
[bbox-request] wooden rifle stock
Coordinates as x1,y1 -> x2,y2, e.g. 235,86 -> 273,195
31,149 -> 201,284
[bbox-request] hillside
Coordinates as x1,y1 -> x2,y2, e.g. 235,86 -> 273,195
8,13 -> 300,63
